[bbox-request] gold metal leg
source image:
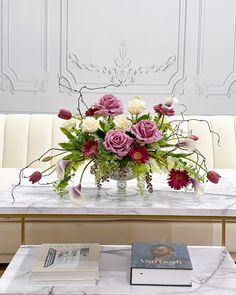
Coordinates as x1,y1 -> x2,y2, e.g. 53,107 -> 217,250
21,217 -> 25,245
222,219 -> 226,246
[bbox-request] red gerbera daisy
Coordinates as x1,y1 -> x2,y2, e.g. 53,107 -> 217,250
129,146 -> 150,163
167,169 -> 191,190
83,139 -> 99,157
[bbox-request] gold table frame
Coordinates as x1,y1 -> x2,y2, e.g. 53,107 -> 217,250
0,213 -> 233,247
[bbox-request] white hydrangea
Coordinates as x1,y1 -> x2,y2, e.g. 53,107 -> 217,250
82,117 -> 99,133
128,97 -> 146,114
113,115 -> 131,130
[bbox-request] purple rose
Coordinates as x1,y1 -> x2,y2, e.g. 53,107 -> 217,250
94,94 -> 123,116
131,120 -> 163,144
104,130 -> 133,158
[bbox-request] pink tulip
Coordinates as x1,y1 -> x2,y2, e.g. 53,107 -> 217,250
207,171 -> 221,184
58,109 -> 72,120
29,171 -> 42,184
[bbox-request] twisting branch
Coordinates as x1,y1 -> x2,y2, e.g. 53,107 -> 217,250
11,148 -> 64,203
58,76 -> 122,117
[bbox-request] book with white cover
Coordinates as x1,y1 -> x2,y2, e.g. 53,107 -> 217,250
31,243 -> 100,283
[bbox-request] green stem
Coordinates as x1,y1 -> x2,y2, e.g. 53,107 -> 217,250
41,164 -> 55,175
184,156 -> 208,173
79,159 -> 94,185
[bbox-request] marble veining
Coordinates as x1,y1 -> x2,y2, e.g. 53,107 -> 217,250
0,175 -> 236,217
0,245 -> 236,294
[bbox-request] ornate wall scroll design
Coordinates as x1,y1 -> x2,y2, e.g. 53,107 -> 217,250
70,41 -> 176,87
0,0 -> 49,94
59,0 -> 187,95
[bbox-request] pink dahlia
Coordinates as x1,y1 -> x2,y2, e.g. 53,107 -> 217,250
167,169 -> 191,190
83,140 -> 99,157
129,146 -> 150,163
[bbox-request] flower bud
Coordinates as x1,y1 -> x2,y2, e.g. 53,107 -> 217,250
207,171 -> 221,184
41,156 -> 53,162
58,109 -> 72,120
189,134 -> 199,141
69,184 -> 82,203
29,171 -> 42,184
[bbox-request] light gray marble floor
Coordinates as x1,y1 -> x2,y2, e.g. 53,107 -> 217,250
0,245 -> 236,295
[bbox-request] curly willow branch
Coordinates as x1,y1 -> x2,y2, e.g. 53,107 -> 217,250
11,148 -> 64,203
170,108 -> 221,147
58,76 -> 122,117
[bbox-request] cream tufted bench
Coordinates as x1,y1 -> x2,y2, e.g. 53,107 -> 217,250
0,114 -> 236,169
0,114 -> 236,262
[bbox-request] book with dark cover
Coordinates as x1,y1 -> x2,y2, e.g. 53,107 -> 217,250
130,242 -> 193,286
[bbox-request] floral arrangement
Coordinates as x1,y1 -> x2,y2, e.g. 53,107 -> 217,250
24,90 -> 221,201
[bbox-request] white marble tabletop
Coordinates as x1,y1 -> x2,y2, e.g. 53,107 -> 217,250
0,245 -> 236,295
0,169 -> 236,217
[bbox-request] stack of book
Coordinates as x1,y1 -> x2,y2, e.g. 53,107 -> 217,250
130,242 -> 193,286
31,243 -> 100,286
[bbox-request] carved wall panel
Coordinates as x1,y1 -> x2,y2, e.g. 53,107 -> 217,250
194,0 -> 236,97
59,0 -> 186,96
0,0 -> 49,94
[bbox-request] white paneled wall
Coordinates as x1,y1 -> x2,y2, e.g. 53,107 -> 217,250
0,0 -> 236,114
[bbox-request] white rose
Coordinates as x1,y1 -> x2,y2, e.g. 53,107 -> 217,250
62,118 -> 76,130
113,115 -> 131,130
82,117 -> 99,133
128,98 -> 146,114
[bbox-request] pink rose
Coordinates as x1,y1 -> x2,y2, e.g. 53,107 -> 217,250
131,120 -> 163,144
94,94 -> 123,116
104,130 -> 133,158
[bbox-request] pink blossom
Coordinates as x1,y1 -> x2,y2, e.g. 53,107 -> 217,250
207,171 -> 221,184
29,171 -> 42,184
94,94 -> 123,116
58,109 -> 72,120
189,134 -> 199,141
153,103 -> 175,116
104,130 -> 133,158
83,140 -> 99,157
131,120 -> 163,144
176,138 -> 196,152
191,178 -> 204,195
69,184 -> 82,202
55,159 -> 70,181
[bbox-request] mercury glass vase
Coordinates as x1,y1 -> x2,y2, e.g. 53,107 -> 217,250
106,168 -> 137,197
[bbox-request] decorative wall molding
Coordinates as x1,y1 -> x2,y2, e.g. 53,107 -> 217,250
195,0 -> 236,97
70,41 -> 176,87
59,0 -> 187,95
0,0 -> 49,94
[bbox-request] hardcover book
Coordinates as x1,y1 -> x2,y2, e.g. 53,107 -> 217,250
31,243 -> 100,285
130,242 -> 193,286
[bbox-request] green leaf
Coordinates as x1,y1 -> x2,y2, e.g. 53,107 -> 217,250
137,114 -> 151,122
60,127 -> 76,141
58,142 -> 75,150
